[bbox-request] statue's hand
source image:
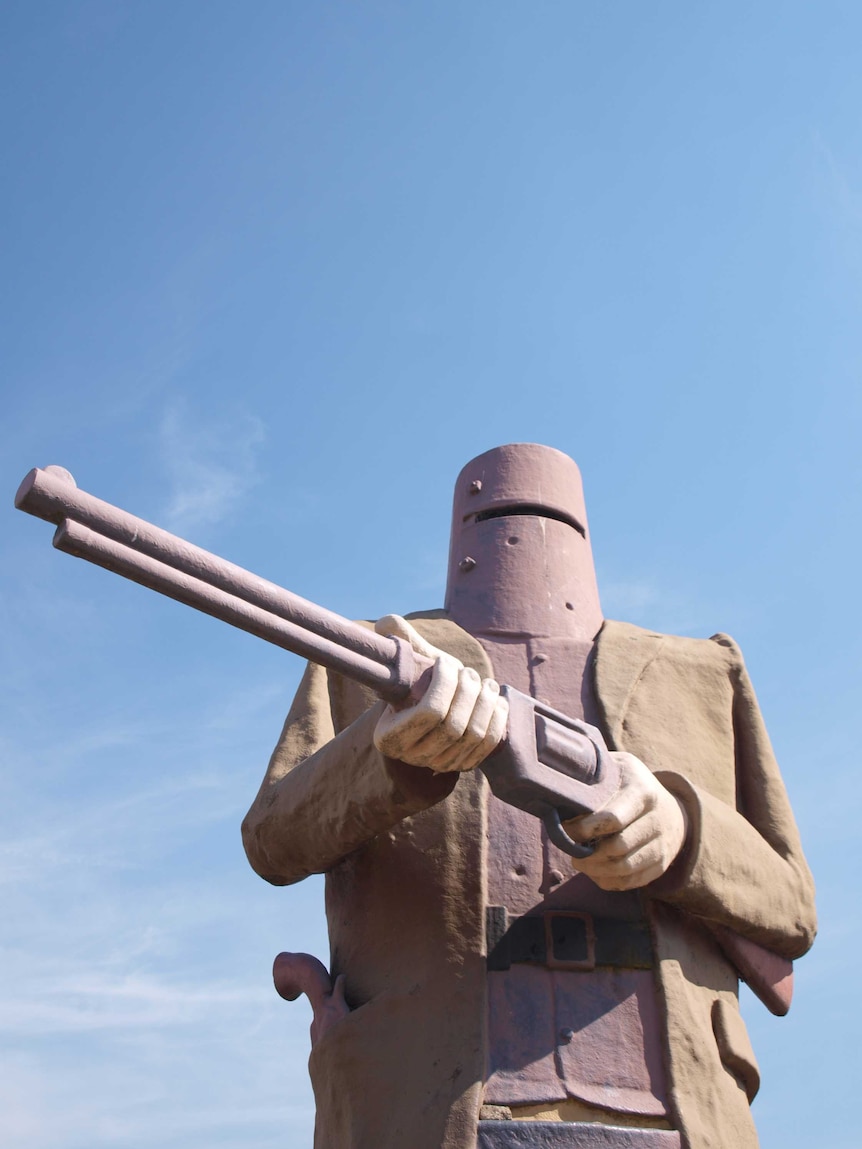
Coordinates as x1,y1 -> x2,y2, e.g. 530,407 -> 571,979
563,752 -> 688,890
372,615 -> 509,772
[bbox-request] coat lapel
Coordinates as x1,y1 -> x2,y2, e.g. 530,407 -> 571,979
593,620 -> 666,750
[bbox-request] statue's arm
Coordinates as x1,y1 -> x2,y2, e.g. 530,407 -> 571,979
650,642 -> 817,961
241,660 -> 456,886
568,632 -> 815,962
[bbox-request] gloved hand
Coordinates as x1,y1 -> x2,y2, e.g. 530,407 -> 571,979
563,752 -> 688,890
372,615 -> 509,773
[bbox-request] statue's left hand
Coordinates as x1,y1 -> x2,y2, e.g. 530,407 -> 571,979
563,753 -> 688,890
372,615 -> 509,772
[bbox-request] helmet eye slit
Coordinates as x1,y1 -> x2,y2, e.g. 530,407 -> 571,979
471,504 -> 586,538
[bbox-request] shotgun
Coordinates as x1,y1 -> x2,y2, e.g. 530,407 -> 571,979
15,465 -> 616,858
15,464 -> 794,1014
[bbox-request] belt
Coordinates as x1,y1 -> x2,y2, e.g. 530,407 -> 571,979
486,906 -> 653,972
477,1122 -> 681,1148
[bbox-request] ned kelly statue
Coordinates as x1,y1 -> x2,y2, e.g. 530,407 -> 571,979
242,444 -> 816,1149
16,443 -> 816,1149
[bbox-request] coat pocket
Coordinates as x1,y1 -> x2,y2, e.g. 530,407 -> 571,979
711,998 -> 761,1103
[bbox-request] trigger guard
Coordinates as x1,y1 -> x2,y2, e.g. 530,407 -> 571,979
544,808 -> 595,859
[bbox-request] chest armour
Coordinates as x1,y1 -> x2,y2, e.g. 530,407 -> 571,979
477,633 -> 669,1118
443,445 -> 669,1120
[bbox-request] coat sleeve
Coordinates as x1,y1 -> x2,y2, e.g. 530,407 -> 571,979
241,659 -> 456,886
242,614 -> 493,886
649,636 -> 816,961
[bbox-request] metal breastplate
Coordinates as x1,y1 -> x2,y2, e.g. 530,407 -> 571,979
478,634 -> 670,1121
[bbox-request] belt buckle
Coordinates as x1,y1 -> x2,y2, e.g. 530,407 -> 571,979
545,911 -> 596,971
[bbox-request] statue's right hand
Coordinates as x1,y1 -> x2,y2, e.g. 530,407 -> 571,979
372,615 -> 508,773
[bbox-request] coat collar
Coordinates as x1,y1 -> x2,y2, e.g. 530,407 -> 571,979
408,611 -> 667,752
593,620 -> 667,750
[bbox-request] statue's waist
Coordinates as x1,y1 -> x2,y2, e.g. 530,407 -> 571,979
487,907 -> 653,973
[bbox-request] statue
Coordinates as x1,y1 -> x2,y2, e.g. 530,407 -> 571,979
14,449 -> 816,1149
241,443 -> 816,1149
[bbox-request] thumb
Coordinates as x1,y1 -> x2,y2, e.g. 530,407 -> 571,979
375,614 -> 453,663
329,972 -> 348,1008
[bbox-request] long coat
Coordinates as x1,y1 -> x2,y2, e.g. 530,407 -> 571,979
242,614 -> 816,1149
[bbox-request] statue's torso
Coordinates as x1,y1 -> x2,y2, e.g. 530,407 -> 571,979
477,633 -> 671,1124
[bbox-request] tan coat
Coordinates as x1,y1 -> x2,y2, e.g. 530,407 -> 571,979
242,615 -> 816,1149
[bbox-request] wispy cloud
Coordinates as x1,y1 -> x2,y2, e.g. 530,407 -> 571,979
0,660 -> 325,1149
600,579 -> 660,618
0,967 -> 316,1148
813,131 -> 862,226
0,764 -> 236,886
811,130 -> 862,294
0,971 -> 268,1036
599,575 -> 721,638
158,399 -> 266,534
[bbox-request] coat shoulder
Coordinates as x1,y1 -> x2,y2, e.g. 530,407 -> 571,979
600,619 -> 742,674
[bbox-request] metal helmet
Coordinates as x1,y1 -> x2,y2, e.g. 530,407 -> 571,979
443,443 -> 602,639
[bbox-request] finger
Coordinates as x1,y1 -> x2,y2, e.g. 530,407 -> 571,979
591,850 -> 668,892
425,743 -> 474,772
576,775 -> 655,839
561,813 -> 593,845
457,693 -> 510,772
446,667 -> 486,740
426,684 -> 506,773
593,813 -> 662,862
405,667 -> 484,762
374,656 -> 460,758
576,835 -> 664,889
615,858 -> 667,889
454,677 -> 501,748
424,679 -> 494,771
418,655 -> 460,712
578,820 -> 657,867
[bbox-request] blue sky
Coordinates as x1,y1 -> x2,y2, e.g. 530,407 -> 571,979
2,3 -> 860,1146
